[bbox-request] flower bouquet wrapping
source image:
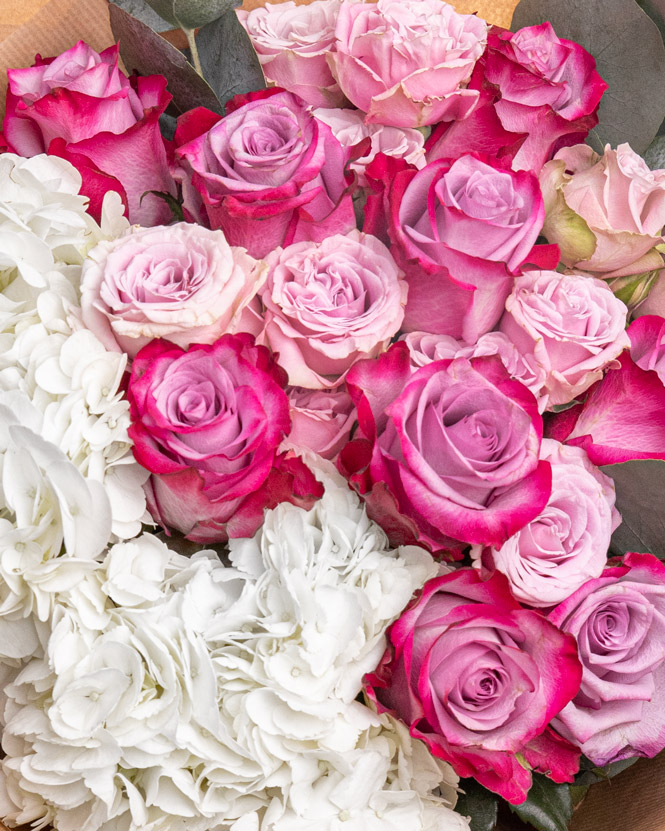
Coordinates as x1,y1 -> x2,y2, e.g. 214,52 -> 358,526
2,0 -> 665,829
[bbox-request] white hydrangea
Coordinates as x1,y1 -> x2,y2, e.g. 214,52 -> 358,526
0,154 -> 146,540
0,474 -> 468,831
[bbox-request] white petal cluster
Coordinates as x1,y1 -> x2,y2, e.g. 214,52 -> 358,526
0,154 -> 146,539
0,470 -> 469,831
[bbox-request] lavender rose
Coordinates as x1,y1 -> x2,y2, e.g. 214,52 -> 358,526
127,334 -> 322,543
329,0 -> 487,128
501,270 -> 630,407
174,89 -> 356,259
80,223 -> 266,358
473,440 -> 620,608
374,154 -> 549,342
549,553 -> 665,766
257,230 -> 407,388
366,569 -> 582,803
339,343 -> 552,556
237,0 -> 345,108
283,386 -> 356,461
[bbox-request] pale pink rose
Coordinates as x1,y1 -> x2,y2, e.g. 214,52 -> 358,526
282,386 -> 356,460
237,0 -> 345,108
540,144 -> 665,284
80,223 -> 266,359
313,107 -> 426,184
329,0 -> 486,128
257,230 -> 407,388
473,439 -> 620,608
501,270 -> 630,407
403,330 -> 548,410
628,315 -> 665,383
549,553 -> 665,766
3,41 -> 175,225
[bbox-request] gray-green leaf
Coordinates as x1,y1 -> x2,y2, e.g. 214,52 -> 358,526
601,459 -> 665,558
109,3 -> 223,115
511,0 -> 665,155
143,0 -> 241,30
508,775 -> 573,831
455,780 -> 498,831
196,9 -> 266,110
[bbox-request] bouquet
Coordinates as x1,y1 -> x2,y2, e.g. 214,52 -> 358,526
2,0 -> 665,829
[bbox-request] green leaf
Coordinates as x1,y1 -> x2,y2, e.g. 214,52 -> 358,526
574,755 -> 640,786
195,9 -> 266,110
511,0 -> 665,155
508,774 -> 573,831
600,459 -> 665,558
455,779 -> 499,831
143,0 -> 241,30
141,190 -> 184,222
109,3 -> 223,115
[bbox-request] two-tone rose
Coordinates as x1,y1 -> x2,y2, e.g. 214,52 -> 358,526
339,342 -> 552,556
127,334 -> 322,543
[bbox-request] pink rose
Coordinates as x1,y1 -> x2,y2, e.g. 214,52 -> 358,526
403,331 -> 548,410
628,315 -> 665,383
549,553 -> 665,766
339,343 -> 552,556
237,0 -> 345,108
427,23 -> 607,173
501,269 -> 630,407
329,0 -> 486,128
540,144 -> 665,287
373,154 -> 551,342
80,223 -> 266,359
473,439 -> 620,608
257,230 -> 407,388
282,386 -> 356,461
3,41 -> 175,225
313,107 -> 426,185
173,89 -> 356,259
547,351 -> 665,465
127,334 -> 322,543
366,568 -> 582,803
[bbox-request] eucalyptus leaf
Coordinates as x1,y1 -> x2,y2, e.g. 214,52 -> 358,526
508,775 -> 573,831
109,3 -> 223,115
455,780 -> 498,831
637,0 -> 665,40
511,0 -> 665,154
143,0 -> 241,30
196,9 -> 266,110
645,134 -> 665,169
600,459 -> 665,558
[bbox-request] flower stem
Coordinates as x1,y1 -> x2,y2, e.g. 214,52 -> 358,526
184,27 -> 204,78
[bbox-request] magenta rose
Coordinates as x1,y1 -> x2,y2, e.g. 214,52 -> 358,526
549,553 -> 665,766
257,230 -> 407,388
540,144 -> 665,300
283,386 -> 356,461
403,331 -> 548,411
237,0 -> 345,108
80,223 -> 266,358
473,439 -> 620,608
173,89 -> 356,259
127,334 -> 323,543
3,41 -> 175,225
339,342 -> 552,556
372,153 -> 552,341
500,269 -> 630,407
366,568 -> 582,803
427,23 -> 607,173
547,351 -> 665,465
329,0 -> 486,128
